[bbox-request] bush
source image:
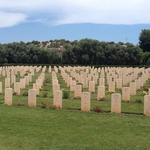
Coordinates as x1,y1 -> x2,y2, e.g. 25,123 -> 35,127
135,99 -> 143,103
143,87 -> 148,92
13,92 -> 17,96
22,91 -> 28,96
40,102 -> 52,109
63,90 -> 70,99
93,106 -> 103,113
45,78 -> 50,83
42,92 -> 48,98
99,98 -> 106,101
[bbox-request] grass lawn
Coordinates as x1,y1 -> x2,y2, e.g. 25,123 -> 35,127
1,106 -> 150,150
0,70 -> 150,150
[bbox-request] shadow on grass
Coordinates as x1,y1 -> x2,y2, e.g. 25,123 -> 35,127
122,111 -> 143,116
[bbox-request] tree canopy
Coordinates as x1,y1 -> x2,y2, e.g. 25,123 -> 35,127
0,39 -> 144,65
139,29 -> 150,52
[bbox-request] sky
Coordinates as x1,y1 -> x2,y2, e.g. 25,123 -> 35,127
0,0 -> 150,43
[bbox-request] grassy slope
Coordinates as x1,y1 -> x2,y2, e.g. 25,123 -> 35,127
0,70 -> 150,150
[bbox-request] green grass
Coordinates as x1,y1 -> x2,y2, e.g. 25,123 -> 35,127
0,69 -> 150,150
1,106 -> 150,150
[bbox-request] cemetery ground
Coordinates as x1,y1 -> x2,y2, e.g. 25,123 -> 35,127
0,68 -> 150,150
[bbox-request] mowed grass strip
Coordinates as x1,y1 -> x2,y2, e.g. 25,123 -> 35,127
0,105 -> 150,150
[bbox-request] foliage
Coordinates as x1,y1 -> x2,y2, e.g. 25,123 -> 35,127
139,29 -> 150,52
93,106 -> 103,113
63,90 -> 70,99
0,37 -> 148,65
22,91 -> 28,96
141,52 -> 150,65
42,92 -> 48,98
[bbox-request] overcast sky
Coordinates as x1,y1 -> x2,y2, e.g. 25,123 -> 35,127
0,0 -> 150,28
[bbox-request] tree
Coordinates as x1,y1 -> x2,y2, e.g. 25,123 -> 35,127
139,29 -> 150,52
0,39 -> 144,65
142,52 -> 150,65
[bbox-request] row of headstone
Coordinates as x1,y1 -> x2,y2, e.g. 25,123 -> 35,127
2,66 -> 150,116
58,66 -> 150,115
33,72 -> 45,95
1,66 -> 41,107
4,69 -> 45,108
4,87 -> 37,107
28,68 -> 46,107
52,71 -> 62,109
6,86 -> 147,115
0,66 -> 37,94
60,66 -> 150,102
